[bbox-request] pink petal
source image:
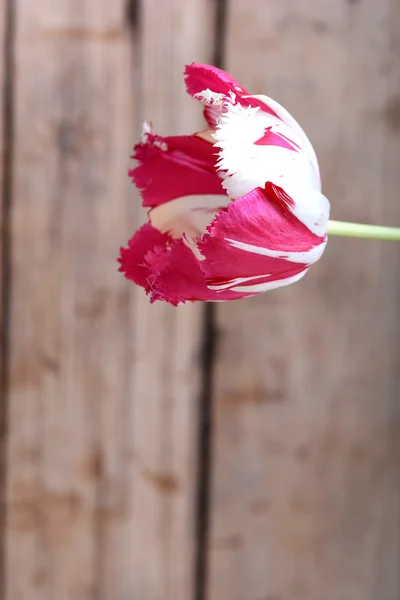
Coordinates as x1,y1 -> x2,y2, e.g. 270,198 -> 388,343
255,127 -> 300,152
184,63 -> 249,100
130,129 -> 224,208
204,103 -> 222,129
198,184 -> 326,291
146,239 -> 250,305
240,96 -> 280,117
118,223 -> 170,291
184,63 -> 278,118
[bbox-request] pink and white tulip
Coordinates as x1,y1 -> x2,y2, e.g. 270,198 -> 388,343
118,63 -> 330,305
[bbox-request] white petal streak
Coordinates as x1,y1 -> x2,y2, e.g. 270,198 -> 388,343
278,183 -> 330,237
230,270 -> 308,293
213,102 -> 321,200
247,94 -> 320,178
182,233 -> 205,261
150,194 -> 229,239
207,273 -> 271,291
194,88 -> 226,106
225,237 -> 327,264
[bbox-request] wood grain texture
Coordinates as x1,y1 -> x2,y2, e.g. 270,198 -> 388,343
0,0 -> 4,211
0,0 -> 7,360
207,1 -> 400,600
0,0 -> 8,592
106,3 -> 216,599
5,1 -> 215,599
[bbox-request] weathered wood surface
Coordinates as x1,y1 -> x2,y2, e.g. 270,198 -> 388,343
1,1 -> 399,599
0,0 -> 7,365
4,1 -> 215,599
0,0 -> 5,225
207,1 -> 400,600
0,1 -> 9,591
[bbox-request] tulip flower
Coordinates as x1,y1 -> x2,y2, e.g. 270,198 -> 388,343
118,63 -> 400,305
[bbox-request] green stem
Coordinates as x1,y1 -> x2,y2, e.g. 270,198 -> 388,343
327,220 -> 400,242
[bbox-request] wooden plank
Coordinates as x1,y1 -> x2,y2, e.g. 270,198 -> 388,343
0,0 -> 5,210
103,3 -> 216,599
0,0 -> 7,356
207,1 -> 400,600
5,1 -> 215,599
5,4 -> 136,599
0,0 -> 9,592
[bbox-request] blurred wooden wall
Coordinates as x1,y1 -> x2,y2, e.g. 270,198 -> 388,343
0,1 -> 399,600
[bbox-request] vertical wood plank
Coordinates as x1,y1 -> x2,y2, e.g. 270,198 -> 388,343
207,1 -> 400,600
0,0 -> 9,592
6,3 -> 136,599
0,0 -> 7,357
101,2 -> 216,599
5,1 -> 215,600
0,0 -> 4,219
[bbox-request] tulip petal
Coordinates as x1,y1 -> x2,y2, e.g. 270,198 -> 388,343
149,194 -> 231,239
184,63 -> 279,120
118,223 -> 170,291
204,104 -> 222,129
248,94 -> 320,178
184,63 -> 249,101
213,101 -> 321,200
198,184 -> 326,293
145,239 -> 250,305
130,125 -> 224,207
251,94 -> 320,178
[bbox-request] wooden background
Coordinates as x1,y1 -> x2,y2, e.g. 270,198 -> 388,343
0,1 -> 399,599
